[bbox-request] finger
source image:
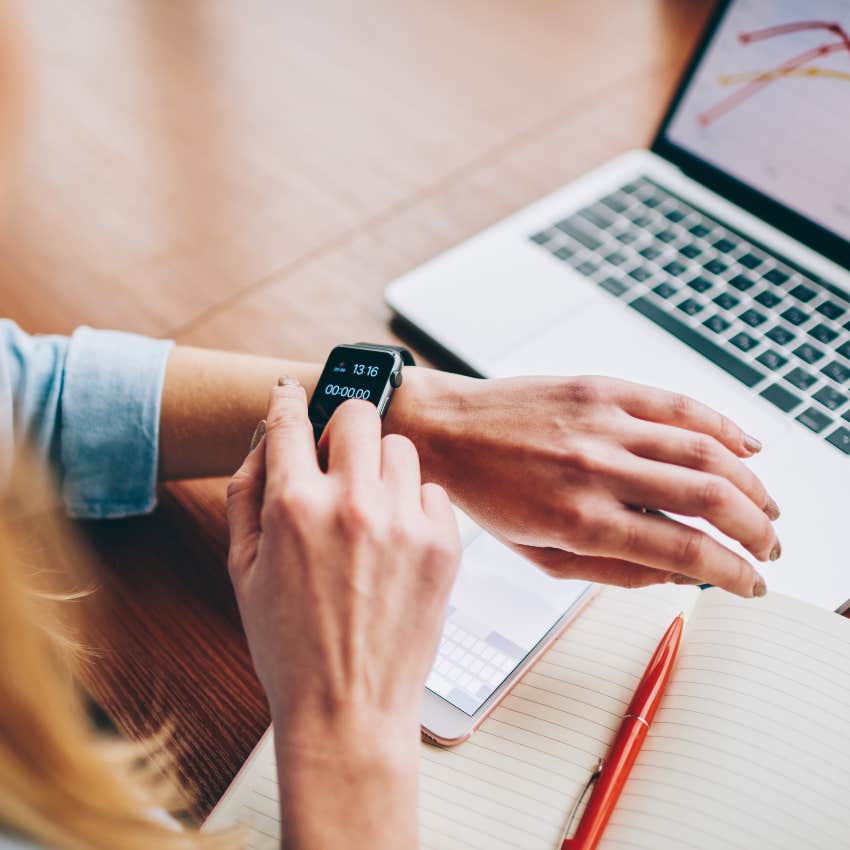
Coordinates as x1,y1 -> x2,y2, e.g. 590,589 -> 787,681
420,482 -> 460,540
381,434 -> 422,505
612,455 -> 779,561
617,384 -> 761,457
226,428 -> 267,580
623,421 -> 780,519
503,540 -> 677,588
324,399 -> 382,480
264,378 -> 320,492
599,508 -> 766,597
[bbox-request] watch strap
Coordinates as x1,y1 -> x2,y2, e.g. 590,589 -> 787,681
354,342 -> 416,366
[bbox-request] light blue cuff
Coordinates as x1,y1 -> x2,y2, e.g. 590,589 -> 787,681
61,328 -> 174,519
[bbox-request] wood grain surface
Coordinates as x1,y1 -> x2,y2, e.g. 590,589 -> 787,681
1,0 -> 715,817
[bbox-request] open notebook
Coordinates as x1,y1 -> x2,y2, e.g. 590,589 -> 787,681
205,583 -> 850,849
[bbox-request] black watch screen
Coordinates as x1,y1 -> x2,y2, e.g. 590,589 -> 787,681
308,345 -> 400,429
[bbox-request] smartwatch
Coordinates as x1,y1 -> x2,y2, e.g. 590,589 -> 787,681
308,343 -> 415,442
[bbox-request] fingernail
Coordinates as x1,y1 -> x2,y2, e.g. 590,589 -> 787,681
249,419 -> 266,452
752,573 -> 767,597
669,573 -> 702,586
769,541 -> 782,561
764,496 -> 781,521
743,434 -> 762,454
278,375 -> 299,387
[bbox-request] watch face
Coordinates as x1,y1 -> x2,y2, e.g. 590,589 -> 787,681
309,346 -> 399,425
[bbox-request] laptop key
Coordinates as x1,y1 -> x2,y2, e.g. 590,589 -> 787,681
639,245 -> 663,261
739,308 -> 767,328
553,245 -> 575,261
813,386 -> 847,412
817,301 -> 846,321
713,292 -> 740,310
575,260 -> 599,276
730,332 -> 758,352
605,250 -> 628,266
760,383 -> 802,413
764,268 -> 790,286
664,209 -> 687,223
629,296 -> 765,388
704,258 -> 728,275
616,231 -> 639,245
629,266 -> 653,282
578,206 -> 614,229
809,324 -> 839,344
689,223 -> 711,238
656,229 -> 678,243
555,218 -> 602,251
793,343 -> 824,364
688,276 -> 713,293
826,427 -> 850,455
789,283 -> 817,303
599,277 -> 630,297
531,231 -> 551,245
781,306 -> 809,326
677,298 -> 704,316
601,194 -> 629,214
837,341 -> 850,362
631,214 -> 653,228
729,273 -> 755,292
703,315 -> 730,334
785,367 -> 817,391
679,243 -> 702,259
822,360 -> 850,384
756,350 -> 788,371
797,407 -> 832,434
738,252 -> 763,270
765,325 -> 796,346
754,290 -> 782,308
713,237 -> 737,253
653,281 -> 678,299
664,260 -> 688,277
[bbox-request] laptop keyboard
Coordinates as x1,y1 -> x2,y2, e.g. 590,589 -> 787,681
529,176 -> 850,457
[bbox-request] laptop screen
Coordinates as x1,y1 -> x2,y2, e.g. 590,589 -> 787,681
659,0 -> 850,254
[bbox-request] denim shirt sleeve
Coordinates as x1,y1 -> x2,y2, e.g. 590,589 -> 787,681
0,320 -> 174,518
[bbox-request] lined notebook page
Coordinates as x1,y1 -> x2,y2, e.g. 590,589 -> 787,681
602,589 -> 850,850
205,583 -> 697,848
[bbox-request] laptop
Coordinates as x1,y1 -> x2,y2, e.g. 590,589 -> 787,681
387,0 -> 850,612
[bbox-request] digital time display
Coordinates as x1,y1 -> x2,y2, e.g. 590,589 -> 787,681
308,346 -> 399,429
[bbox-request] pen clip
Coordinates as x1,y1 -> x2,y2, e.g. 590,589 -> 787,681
562,757 -> 604,841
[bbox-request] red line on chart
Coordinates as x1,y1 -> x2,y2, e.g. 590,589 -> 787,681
698,20 -> 850,126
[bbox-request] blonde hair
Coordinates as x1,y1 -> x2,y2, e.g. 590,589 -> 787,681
0,463 -> 240,850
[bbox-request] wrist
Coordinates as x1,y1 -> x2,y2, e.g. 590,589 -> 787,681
272,707 -> 420,850
383,366 -> 474,490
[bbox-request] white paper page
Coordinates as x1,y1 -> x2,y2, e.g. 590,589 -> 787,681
205,583 -> 696,849
601,589 -> 850,850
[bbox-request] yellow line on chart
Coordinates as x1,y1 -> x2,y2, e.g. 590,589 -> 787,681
718,66 -> 850,86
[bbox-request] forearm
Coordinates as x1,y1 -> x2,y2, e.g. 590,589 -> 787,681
158,346 -> 322,479
157,344 -> 468,483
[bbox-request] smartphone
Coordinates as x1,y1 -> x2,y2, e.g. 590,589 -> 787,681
421,522 -> 597,746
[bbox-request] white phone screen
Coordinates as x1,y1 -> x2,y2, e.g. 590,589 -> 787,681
425,530 -> 590,715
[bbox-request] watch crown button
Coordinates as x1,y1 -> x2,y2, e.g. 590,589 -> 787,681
390,370 -> 403,388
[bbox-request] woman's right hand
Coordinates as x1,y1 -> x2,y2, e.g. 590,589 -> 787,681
226,379 -> 461,850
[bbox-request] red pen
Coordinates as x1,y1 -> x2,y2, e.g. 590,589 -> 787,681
559,612 -> 684,850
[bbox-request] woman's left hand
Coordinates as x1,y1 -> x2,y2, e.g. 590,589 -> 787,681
388,370 -> 780,598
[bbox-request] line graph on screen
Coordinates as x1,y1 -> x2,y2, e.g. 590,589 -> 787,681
698,19 -> 850,126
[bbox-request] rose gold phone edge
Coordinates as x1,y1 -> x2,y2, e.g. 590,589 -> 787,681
420,583 -> 601,747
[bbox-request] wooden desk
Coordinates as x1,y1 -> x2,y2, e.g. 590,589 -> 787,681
1,0 -> 715,817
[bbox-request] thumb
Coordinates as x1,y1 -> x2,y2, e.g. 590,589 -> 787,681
226,421 -> 267,581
